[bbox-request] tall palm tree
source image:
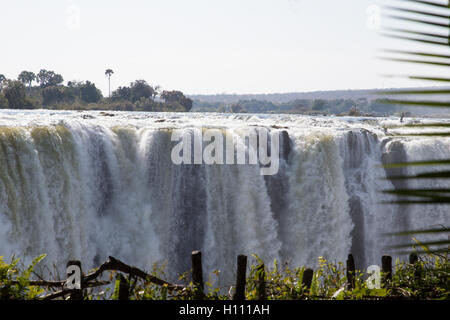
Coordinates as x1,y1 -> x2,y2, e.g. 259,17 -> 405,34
105,69 -> 114,98
378,0 -> 450,254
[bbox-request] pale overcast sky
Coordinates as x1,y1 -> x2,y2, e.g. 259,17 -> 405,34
1,0 -> 448,95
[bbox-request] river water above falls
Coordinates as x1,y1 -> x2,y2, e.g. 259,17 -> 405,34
0,110 -> 449,284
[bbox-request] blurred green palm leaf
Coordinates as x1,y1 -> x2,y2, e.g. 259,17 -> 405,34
378,0 -> 450,253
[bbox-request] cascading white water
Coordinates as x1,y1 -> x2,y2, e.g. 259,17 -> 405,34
0,110 -> 448,286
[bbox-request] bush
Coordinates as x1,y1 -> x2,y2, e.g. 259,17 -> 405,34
1,251 -> 448,300
3,80 -> 27,109
348,107 -> 360,116
80,81 -> 102,103
42,86 -> 65,105
0,93 -> 9,108
0,255 -> 46,300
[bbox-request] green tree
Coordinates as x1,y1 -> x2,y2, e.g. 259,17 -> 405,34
134,97 -> 157,111
130,80 -> 157,103
105,69 -> 114,98
161,90 -> 193,112
311,99 -> 327,111
80,81 -> 102,103
36,70 -> 50,87
230,103 -> 244,113
66,80 -> 83,101
42,86 -> 65,105
3,80 -> 28,109
0,93 -> 8,108
348,107 -> 360,116
112,86 -> 132,101
17,71 -> 36,88
49,74 -> 63,87
36,69 -> 64,87
0,74 -> 6,89
290,102 -> 308,114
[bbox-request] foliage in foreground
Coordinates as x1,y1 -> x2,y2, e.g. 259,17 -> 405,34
0,255 -> 46,300
0,252 -> 448,300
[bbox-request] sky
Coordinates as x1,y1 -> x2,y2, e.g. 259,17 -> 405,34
1,0 -> 449,95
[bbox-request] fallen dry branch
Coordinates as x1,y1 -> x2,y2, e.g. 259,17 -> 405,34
28,280 -> 65,287
39,281 -> 111,300
41,289 -> 72,300
27,279 -> 110,287
11,255 -> 184,300
83,256 -> 184,291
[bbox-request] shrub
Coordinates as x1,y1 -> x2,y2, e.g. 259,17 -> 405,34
0,255 -> 46,300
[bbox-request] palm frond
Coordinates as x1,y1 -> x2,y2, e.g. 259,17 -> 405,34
385,6 -> 450,19
378,57 -> 450,67
386,228 -> 450,254
377,99 -> 450,107
382,75 -> 450,82
381,32 -> 449,46
386,170 -> 450,179
379,0 -> 450,254
383,160 -> 450,167
396,0 -> 450,9
380,49 -> 450,59
387,228 -> 450,236
377,88 -> 450,94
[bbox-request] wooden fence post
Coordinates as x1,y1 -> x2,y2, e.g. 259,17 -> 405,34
116,273 -> 130,300
257,263 -> 266,300
409,253 -> 418,264
191,250 -> 204,299
381,255 -> 392,286
302,268 -> 314,293
66,260 -> 83,300
346,254 -> 355,289
409,253 -> 420,281
233,255 -> 247,300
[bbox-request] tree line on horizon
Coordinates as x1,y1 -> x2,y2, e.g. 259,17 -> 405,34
193,97 -> 412,117
0,69 -> 437,117
0,69 -> 193,112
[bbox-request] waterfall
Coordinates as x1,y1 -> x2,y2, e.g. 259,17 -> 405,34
0,110 -> 448,285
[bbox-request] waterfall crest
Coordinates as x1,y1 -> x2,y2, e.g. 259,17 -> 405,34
0,111 -> 449,284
